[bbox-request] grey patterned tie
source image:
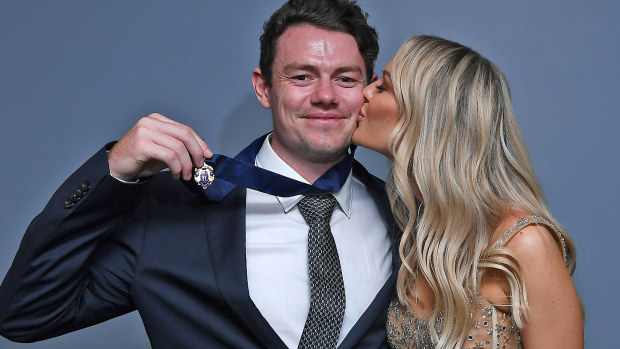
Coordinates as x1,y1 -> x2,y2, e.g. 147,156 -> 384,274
297,194 -> 346,349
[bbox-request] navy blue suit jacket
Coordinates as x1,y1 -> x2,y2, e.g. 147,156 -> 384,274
0,143 -> 400,348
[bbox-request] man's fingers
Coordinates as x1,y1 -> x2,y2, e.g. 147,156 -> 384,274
147,113 -> 176,124
148,113 -> 213,159
195,135 -> 213,160
143,143 -> 185,180
150,117 -> 211,167
150,134 -> 195,181
111,114 -> 212,181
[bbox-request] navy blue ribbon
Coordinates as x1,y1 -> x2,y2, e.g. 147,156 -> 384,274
185,134 -> 355,201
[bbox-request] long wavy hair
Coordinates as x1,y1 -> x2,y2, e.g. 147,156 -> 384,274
386,35 -> 577,348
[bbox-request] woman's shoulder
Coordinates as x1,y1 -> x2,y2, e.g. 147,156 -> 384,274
481,211 -> 567,311
502,221 -> 567,277
489,214 -> 583,347
490,212 -> 567,264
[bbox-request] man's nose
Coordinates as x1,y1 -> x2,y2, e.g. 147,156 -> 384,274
311,78 -> 337,105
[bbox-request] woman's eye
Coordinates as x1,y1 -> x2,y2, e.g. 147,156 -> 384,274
376,84 -> 387,91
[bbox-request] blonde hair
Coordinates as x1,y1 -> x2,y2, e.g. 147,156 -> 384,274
387,35 -> 577,348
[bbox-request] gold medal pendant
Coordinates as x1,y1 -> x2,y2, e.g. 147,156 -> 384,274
194,163 -> 215,189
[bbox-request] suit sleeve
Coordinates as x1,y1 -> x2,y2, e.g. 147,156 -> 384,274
0,145 -> 148,343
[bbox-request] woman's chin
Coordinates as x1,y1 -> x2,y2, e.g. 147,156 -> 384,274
351,136 -> 392,160
350,132 -> 365,148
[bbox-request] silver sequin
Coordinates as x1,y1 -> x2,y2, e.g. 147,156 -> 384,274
385,215 -> 564,348
386,297 -> 522,349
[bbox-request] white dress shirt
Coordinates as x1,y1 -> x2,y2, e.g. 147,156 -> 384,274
246,136 -> 392,348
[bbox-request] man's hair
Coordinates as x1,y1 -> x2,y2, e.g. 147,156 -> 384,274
259,0 -> 379,86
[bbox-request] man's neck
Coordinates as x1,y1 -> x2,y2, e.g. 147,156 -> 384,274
285,156 -> 346,184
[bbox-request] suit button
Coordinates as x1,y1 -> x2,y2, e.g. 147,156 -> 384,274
64,199 -> 74,208
81,181 -> 91,191
71,193 -> 80,202
76,188 -> 84,197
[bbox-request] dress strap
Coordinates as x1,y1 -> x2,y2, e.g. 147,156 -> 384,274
490,215 -> 569,266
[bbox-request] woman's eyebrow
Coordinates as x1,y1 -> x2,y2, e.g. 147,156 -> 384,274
383,70 -> 392,81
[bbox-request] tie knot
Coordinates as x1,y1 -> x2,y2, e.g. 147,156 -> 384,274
298,194 -> 338,224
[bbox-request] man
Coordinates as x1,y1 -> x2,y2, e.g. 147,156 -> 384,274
0,1 -> 399,348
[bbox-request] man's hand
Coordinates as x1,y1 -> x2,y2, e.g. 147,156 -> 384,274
108,113 -> 213,181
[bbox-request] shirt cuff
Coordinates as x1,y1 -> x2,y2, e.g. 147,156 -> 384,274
109,172 -> 142,184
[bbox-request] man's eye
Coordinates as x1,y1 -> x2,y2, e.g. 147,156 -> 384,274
337,76 -> 358,87
294,75 -> 308,81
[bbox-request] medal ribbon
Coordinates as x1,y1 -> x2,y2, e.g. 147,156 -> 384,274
186,134 -> 355,201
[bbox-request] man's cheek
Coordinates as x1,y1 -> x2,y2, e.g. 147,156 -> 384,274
346,88 -> 365,108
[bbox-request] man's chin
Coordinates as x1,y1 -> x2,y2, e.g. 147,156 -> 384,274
302,137 -> 352,161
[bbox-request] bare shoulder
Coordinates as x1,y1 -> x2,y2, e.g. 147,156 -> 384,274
504,223 -> 565,268
505,222 -> 583,347
482,216 -> 568,312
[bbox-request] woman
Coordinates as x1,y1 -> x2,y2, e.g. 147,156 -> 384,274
352,35 -> 583,348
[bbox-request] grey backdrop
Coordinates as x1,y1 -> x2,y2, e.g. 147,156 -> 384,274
1,1 -> 617,348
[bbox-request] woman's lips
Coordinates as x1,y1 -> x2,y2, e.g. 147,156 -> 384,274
357,108 -> 366,121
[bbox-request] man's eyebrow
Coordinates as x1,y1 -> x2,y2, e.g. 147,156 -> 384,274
283,63 -> 316,72
282,64 -> 363,76
334,65 -> 364,75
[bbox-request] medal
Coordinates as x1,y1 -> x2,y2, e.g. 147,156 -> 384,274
194,163 -> 215,189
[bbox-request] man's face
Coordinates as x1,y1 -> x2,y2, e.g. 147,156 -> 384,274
253,24 -> 367,167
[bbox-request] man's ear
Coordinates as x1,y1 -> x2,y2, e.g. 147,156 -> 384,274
369,72 -> 378,84
252,68 -> 271,109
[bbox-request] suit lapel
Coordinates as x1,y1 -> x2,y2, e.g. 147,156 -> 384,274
202,186 -> 287,349
337,162 -> 401,348
195,151 -> 400,348
339,272 -> 397,349
352,160 -> 401,267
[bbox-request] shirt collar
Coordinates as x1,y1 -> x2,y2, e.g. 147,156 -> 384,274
254,134 -> 353,218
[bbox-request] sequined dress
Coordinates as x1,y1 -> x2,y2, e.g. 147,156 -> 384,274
386,216 -> 568,349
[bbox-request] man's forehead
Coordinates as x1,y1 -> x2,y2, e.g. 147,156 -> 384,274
274,24 -> 365,71
277,24 -> 359,53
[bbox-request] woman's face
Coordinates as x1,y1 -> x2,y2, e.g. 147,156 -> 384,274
352,59 -> 401,159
